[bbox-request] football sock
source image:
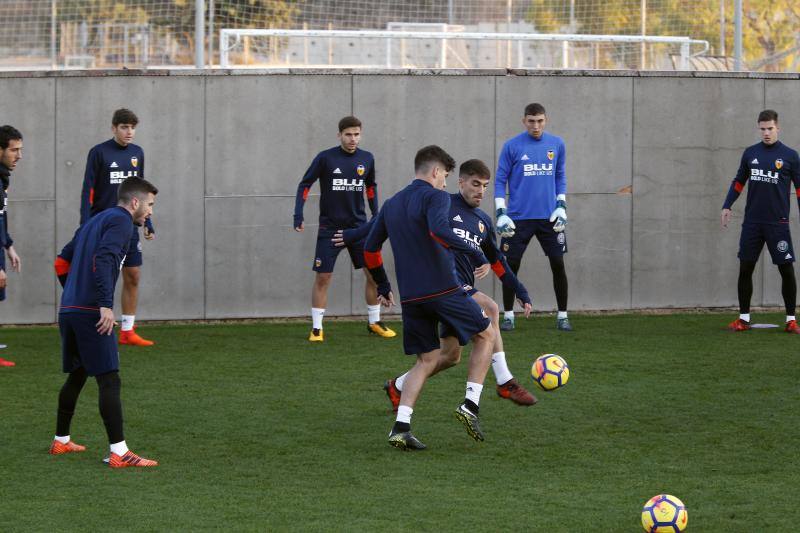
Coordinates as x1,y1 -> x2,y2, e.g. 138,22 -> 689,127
739,313 -> 750,322
491,352 -> 513,385
395,372 -> 409,391
503,311 -> 514,320
56,367 -> 88,437
120,315 -> 135,332
367,304 -> 381,324
97,371 -> 125,445
787,315 -> 796,323
737,260 -> 756,314
465,382 -> 483,406
557,311 -> 568,319
54,435 -> 70,444
110,440 -> 129,456
778,263 -> 797,316
311,308 -> 325,330
550,255 -> 569,311
396,405 -> 413,424
392,421 -> 411,433
463,399 -> 480,415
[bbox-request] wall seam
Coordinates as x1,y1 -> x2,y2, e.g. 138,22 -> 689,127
203,76 -> 208,319
53,77 -> 59,322
629,77 -> 635,309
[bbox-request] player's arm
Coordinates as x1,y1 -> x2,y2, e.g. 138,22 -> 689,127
494,142 -> 516,238
363,208 -> 393,305
549,140 -> 568,232
722,152 -> 750,228
365,160 -> 378,217
79,147 -> 101,225
427,191 -> 488,265
334,218 -> 374,247
481,217 -> 531,306
792,152 -> 800,220
92,218 -> 133,310
54,228 -> 81,287
293,154 -> 323,232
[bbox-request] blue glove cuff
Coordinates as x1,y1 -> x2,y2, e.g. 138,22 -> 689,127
496,207 -> 507,218
556,199 -> 566,210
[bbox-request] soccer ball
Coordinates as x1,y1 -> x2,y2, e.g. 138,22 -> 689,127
530,354 -> 569,391
641,494 -> 688,532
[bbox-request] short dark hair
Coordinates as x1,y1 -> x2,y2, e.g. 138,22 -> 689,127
0,125 -> 23,150
118,177 -> 158,204
414,145 -> 455,174
338,116 -> 361,132
112,108 -> 139,127
459,159 -> 491,180
758,109 -> 778,123
524,103 -> 546,117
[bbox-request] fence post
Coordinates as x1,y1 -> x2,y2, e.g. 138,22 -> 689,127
195,0 -> 205,68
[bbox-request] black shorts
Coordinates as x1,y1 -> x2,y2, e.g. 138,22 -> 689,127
500,219 -> 567,261
313,227 -> 365,273
0,251 -> 5,301
739,222 -> 795,265
59,312 -> 120,376
401,289 -> 490,355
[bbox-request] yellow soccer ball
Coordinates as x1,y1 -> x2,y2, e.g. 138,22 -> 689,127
530,354 -> 569,391
641,494 -> 688,532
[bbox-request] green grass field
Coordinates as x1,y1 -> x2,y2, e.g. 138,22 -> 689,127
1,313 -> 799,532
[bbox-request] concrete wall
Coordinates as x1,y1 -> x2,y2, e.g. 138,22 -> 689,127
0,69 -> 798,324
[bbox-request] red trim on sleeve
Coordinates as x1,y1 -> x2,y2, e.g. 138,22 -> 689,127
89,187 -> 95,205
796,188 -> 800,198
366,185 -> 376,200
302,187 -> 310,201
491,260 -> 506,278
734,182 -> 744,193
54,257 -> 71,276
429,231 -> 450,248
364,250 -> 383,269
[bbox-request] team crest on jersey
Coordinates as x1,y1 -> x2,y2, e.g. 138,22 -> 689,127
547,150 -> 555,161
776,159 -> 784,170
502,243 -> 509,252
478,221 -> 485,234
557,233 -> 566,245
314,258 -> 322,268
131,156 -> 138,168
356,164 -> 365,176
777,240 -> 789,253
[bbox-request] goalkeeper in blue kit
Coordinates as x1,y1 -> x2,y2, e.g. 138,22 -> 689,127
495,103 -> 571,331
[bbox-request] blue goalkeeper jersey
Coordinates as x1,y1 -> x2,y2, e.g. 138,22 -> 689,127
723,141 -> 800,224
294,146 -> 378,229
495,131 -> 566,220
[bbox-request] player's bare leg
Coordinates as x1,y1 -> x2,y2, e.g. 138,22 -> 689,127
364,269 -> 396,338
471,291 -> 536,406
119,266 -> 153,346
309,272 -> 332,341
455,324 -> 495,441
385,340 -> 459,412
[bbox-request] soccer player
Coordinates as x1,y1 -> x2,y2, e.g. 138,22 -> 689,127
49,177 -> 159,468
294,116 -> 395,342
363,145 -> 495,450
337,160 -> 537,406
495,103 -> 572,332
722,109 -> 800,333
78,108 -> 155,346
0,126 -> 23,367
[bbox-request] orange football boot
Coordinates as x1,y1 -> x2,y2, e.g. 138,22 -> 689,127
496,378 -> 538,406
383,379 -> 401,413
0,357 -> 15,367
109,450 -> 158,468
727,318 -> 751,332
49,439 -> 87,455
786,320 -> 800,334
119,328 -> 154,346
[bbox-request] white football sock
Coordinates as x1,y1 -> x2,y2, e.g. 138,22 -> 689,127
740,313 -> 750,322
109,440 -> 129,456
311,308 -> 325,330
396,405 -> 413,424
54,435 -> 70,444
367,304 -> 381,324
492,352 -> 513,386
395,371 -> 409,391
465,382 -> 483,406
787,315 -> 796,323
504,311 -> 514,320
557,311 -> 568,319
120,315 -> 135,332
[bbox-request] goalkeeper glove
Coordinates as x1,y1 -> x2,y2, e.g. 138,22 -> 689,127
496,208 -> 516,238
550,197 -> 567,233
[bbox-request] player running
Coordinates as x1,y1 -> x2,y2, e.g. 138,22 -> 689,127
362,145 -> 495,451
63,109 -> 155,346
722,109 -> 800,333
337,159 -> 536,407
49,178 -> 159,468
495,102 -> 572,332
293,116 -> 395,342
